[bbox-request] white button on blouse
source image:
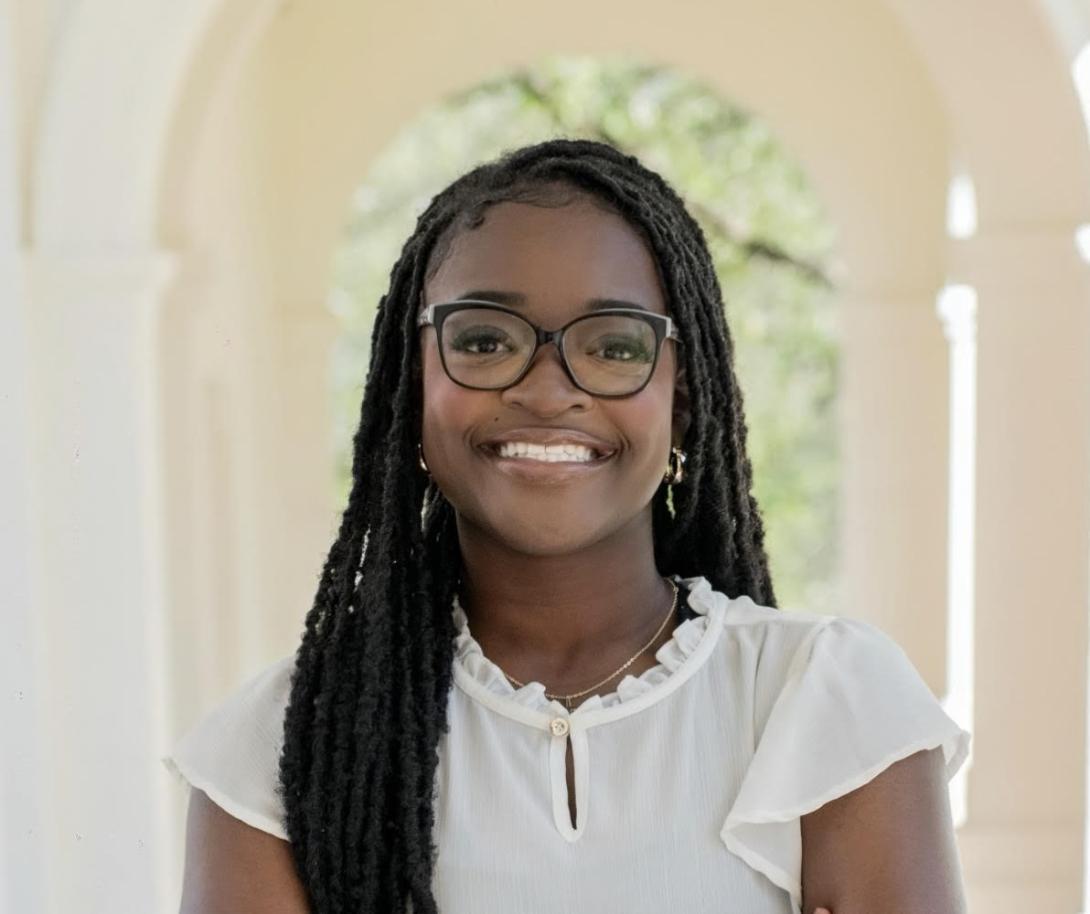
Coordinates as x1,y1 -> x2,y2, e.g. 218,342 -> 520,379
163,574 -> 971,914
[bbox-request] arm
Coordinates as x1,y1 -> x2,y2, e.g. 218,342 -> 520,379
179,789 -> 311,914
800,746 -> 968,914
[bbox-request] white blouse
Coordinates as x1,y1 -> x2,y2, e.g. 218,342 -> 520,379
163,574 -> 971,914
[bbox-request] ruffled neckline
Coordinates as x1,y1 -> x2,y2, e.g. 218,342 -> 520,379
451,575 -> 725,714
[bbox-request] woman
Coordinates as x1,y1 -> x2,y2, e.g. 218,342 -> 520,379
166,139 -> 971,913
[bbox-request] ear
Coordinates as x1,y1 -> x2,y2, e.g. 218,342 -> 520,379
672,359 -> 692,449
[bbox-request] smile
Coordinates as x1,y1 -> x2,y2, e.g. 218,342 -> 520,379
493,442 -> 598,462
481,442 -> 614,484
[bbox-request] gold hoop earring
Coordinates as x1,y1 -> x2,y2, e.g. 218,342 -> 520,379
418,441 -> 430,475
663,446 -> 686,485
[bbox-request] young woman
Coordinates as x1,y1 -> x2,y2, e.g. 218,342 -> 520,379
166,139 -> 971,914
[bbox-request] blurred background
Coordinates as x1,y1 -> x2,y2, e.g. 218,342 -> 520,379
2,0 -> 1089,911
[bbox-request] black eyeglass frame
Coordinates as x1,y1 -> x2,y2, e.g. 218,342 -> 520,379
416,299 -> 683,398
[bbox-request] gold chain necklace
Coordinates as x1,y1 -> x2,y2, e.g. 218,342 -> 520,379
500,578 -> 680,712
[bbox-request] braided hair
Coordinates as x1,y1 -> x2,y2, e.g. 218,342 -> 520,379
277,138 -> 778,912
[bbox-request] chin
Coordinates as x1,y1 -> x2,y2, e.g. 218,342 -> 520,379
505,502 -> 650,557
497,520 -> 605,557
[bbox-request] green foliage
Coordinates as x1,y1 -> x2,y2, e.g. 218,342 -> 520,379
327,55 -> 841,613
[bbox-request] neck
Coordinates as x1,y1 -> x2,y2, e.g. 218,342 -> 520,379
454,511 -> 678,692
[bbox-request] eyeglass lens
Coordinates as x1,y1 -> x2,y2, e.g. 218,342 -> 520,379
441,307 -> 658,395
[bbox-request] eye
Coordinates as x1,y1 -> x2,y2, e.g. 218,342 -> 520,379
449,327 -> 518,356
587,335 -> 655,363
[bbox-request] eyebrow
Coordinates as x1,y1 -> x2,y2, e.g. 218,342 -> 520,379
455,289 -> 652,313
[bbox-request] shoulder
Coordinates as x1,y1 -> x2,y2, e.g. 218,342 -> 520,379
202,653 -> 297,737
715,589 -> 906,674
163,652 -> 298,840
711,590 -> 833,688
178,652 -> 298,774
718,597 -> 971,781
708,588 -> 945,740
686,572 -> 920,669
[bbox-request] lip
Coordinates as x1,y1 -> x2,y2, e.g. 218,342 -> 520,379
479,428 -> 618,459
482,448 -> 613,485
477,428 -> 617,485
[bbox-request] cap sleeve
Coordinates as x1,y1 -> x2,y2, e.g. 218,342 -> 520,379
719,616 -> 972,913
161,653 -> 296,840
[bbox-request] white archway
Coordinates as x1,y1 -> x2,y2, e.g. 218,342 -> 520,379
19,1 -> 1090,910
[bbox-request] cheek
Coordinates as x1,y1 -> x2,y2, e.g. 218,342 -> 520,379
420,344 -> 491,460
421,348 -> 461,434
623,375 -> 675,455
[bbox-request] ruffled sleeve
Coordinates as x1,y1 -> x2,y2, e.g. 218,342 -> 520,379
161,653 -> 296,840
719,616 -> 971,913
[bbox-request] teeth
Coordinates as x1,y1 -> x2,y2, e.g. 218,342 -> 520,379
495,442 -> 598,462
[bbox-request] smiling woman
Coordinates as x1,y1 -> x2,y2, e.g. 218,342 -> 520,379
417,189 -> 686,562
164,140 -> 970,914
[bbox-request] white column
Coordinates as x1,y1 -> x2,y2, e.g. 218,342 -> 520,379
934,284 -> 979,830
949,229 -> 1090,913
263,303 -> 341,647
837,286 -> 953,691
21,250 -> 177,914
0,262 -> 48,910
154,278 -> 341,908
0,2 -> 48,909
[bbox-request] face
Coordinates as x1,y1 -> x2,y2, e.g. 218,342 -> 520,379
418,194 -> 690,557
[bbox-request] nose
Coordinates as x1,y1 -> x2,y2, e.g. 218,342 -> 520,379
499,340 -> 594,415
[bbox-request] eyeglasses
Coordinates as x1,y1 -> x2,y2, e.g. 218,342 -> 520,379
416,299 -> 682,398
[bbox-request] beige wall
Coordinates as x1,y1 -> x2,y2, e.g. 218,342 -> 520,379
4,0 -> 1089,911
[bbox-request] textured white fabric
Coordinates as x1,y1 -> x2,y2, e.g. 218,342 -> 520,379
162,575 -> 971,913
162,652 -> 294,841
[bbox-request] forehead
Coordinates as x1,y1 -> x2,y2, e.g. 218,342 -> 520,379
423,198 -> 668,316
